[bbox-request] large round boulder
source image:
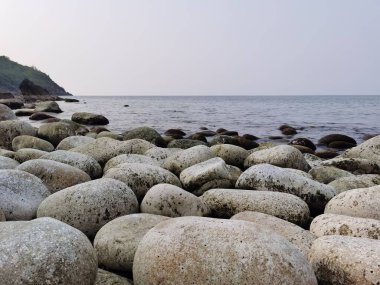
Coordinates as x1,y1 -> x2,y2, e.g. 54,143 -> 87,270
0,120 -> 36,149
122,126 -> 166,147
12,135 -> 54,152
210,144 -> 249,168
104,153 -> 159,173
34,101 -> 63,113
72,112 -> 109,125
342,134 -> 380,163
56,135 -> 95,150
309,166 -> 353,184
144,147 -> 183,165
38,121 -> 87,146
167,139 -> 206,149
320,157 -> 380,174
0,156 -> 19,169
328,174 -> 380,193
318,134 -> 357,146
0,103 -> 17,121
13,148 -> 48,163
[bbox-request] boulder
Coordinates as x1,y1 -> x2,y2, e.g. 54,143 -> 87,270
0,156 -> 19,169
320,157 -> 380,174
310,213 -> 380,239
209,135 -> 240,147
34,100 -> 62,113
94,214 -> 170,273
141,184 -> 209,217
309,235 -> 380,285
201,188 -> 310,226
0,149 -> 15,158
244,145 -> 310,171
0,120 -> 36,149
12,135 -> 54,152
318,134 -> 357,146
37,178 -> 139,238
144,147 -> 183,165
104,153 -> 159,173
29,112 -> 56,121
95,269 -> 132,285
71,112 -> 109,125
289,137 -> 316,151
210,144 -> 249,168
0,103 -> 17,121
328,141 -> 356,149
324,185 -> 380,220
0,217 -> 98,285
167,139 -> 207,149
315,149 -> 339,159
309,166 -> 353,184
304,153 -> 323,168
122,127 -> 166,147
17,159 -> 91,193
56,135 -> 95,150
236,164 -> 336,215
13,148 -> 48,163
14,109 -> 35,117
38,121 -> 88,146
0,169 -> 50,220
0,99 -> 24,109
328,174 -> 380,193
133,217 -> 317,285
343,134 -> 380,163
96,131 -> 123,140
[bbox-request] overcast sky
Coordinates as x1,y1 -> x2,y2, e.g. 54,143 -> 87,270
1,0 -> 379,96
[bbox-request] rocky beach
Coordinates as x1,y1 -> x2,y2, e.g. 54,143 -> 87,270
0,98 -> 379,285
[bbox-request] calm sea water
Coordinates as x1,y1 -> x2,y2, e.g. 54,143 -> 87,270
29,96 -> 380,144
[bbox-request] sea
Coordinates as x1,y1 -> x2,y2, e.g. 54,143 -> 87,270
25,95 -> 380,144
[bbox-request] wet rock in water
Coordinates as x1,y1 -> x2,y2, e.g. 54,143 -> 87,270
231,211 -> 316,258
122,126 -> 166,147
310,213 -> 380,239
315,149 -> 339,159
133,217 -> 318,285
96,131 -> 123,140
12,135 -> 54,152
187,133 -> 208,143
282,127 -> 297,135
309,166 -> 354,184
0,217 -> 98,285
56,135 -> 95,150
17,159 -> 91,193
318,133 -> 357,146
162,145 -> 215,175
71,112 -> 109,125
342,134 -> 380,162
324,185 -> 380,220
289,137 -> 316,151
328,174 -> 380,194
309,235 -> 380,285
216,127 -> 228,134
220,130 -> 239,136
64,98 -> 80,103
164,128 -> 186,138
41,150 -> 103,179
37,178 -> 138,238
237,136 -> 259,150
328,140 -> 356,149
0,104 -> 17,121
95,269 -> 132,285
0,156 -> 19,169
196,129 -> 216,137
94,213 -> 170,274
141,184 -> 209,217
0,169 -> 50,220
180,157 -> 241,195
244,145 -> 310,171
38,121 -> 88,146
34,100 -> 63,113
320,157 -> 380,174
144,147 -> 183,165
0,120 -> 36,150
104,162 -> 181,201
210,144 -> 249,168
0,99 -> 24,109
167,138 -> 207,149
201,188 -> 310,225
209,135 -> 240,147
29,112 -> 56,121
104,153 -> 159,173
13,148 -> 48,163
268,135 -> 284,140
236,164 -> 336,215
14,109 -> 35,117
242,133 -> 259,140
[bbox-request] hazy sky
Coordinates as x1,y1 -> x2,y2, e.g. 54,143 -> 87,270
1,0 -> 379,95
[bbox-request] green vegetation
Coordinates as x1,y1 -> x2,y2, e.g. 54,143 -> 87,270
0,56 -> 70,95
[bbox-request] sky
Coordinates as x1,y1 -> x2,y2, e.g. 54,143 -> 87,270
1,0 -> 380,96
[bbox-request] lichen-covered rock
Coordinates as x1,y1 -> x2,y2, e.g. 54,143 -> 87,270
95,269 -> 132,285
56,135 -> 95,150
0,218 -> 98,285
328,174 -> 380,193
17,159 -> 91,193
324,185 -> 380,220
122,126 -> 166,147
244,145 -> 310,171
0,148 -> 15,158
38,121 -> 87,146
104,162 -> 181,201
133,217 -> 318,285
0,120 -> 36,150
41,150 -> 102,178
304,153 -> 323,168
12,135 -> 54,152
94,213 -> 170,273
144,147 -> 183,165
320,157 -> 380,174
167,139 -> 207,149
0,156 -> 19,169
162,145 -> 215,175
96,131 -> 123,140
309,235 -> 380,285
236,164 -> 336,215
309,166 -> 353,184
141,184 -> 209,217
310,213 -> 380,239
180,158 -> 241,195
342,134 -> 380,163
210,144 -> 249,168
34,100 -> 63,113
201,188 -> 310,226
104,154 -> 159,173
0,169 -> 50,220
37,178 -> 138,238
72,112 -> 109,125
231,211 -> 316,258
13,148 -> 48,163
0,103 -> 17,121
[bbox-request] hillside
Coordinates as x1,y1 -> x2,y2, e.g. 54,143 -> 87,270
0,56 -> 71,96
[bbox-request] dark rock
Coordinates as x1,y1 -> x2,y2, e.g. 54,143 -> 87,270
19,79 -> 50,96
187,133 -> 208,143
279,124 -> 294,131
197,130 -> 217,137
124,105 -> 129,107
318,134 -> 357,146
269,136 -> 284,140
328,141 -> 356,149
34,101 -> 63,113
64,98 -> 79,103
237,136 -> 259,150
89,126 -> 109,134
282,127 -> 297,135
216,128 -> 228,134
0,92 -> 14,99
72,112 -> 109,125
199,127 -> 208,130
44,118 -> 61,123
29,112 -> 56,121
167,139 -> 206,149
362,134 -> 379,141
291,145 -> 315,154
164,129 -> 186,138
122,127 -> 166,147
242,134 -> 259,141
315,150 -> 339,159
209,135 -> 240,147
38,121 -> 88,146
15,109 -> 35,117
220,131 -> 239,136
0,99 -> 24,109
289,138 -> 316,151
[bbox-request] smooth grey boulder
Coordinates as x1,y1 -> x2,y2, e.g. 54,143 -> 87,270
104,162 -> 181,201
41,150 -> 102,178
162,145 -> 215,175
122,126 -> 166,147
310,213 -> 380,239
0,120 -> 36,149
141,184 -> 209,217
95,269 -> 132,285
37,178 -> 138,238
94,213 -> 170,273
0,103 -> 17,121
56,135 -> 95,150
96,131 -> 123,140
201,188 -> 310,226
325,185 -> 380,220
328,174 -> 380,193
12,135 -> 54,152
244,145 -> 310,171
309,235 -> 380,285
0,156 -> 19,169
144,147 -> 183,165
180,157 -> 241,195
133,217 -> 318,285
72,112 -> 109,125
17,159 -> 91,193
13,148 -> 48,163
304,153 -> 324,168
320,157 -> 380,174
236,164 -> 336,215
231,211 -> 316,258
0,218 -> 98,285
309,166 -> 353,184
34,100 -> 63,113
0,169 -> 50,220
342,134 -> 380,163
38,121 -> 88,146
210,144 -> 249,168
104,153 -> 159,173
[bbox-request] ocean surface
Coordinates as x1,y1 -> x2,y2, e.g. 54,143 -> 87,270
26,95 -> 380,144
